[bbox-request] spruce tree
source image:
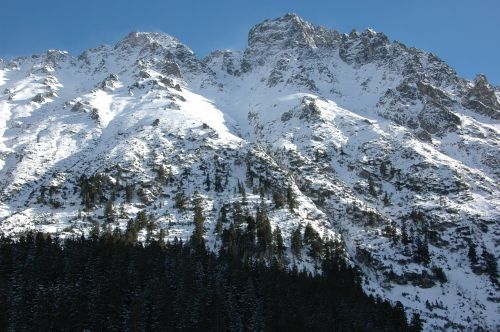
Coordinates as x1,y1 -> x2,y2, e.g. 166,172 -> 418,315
125,183 -> 134,203
286,185 -> 296,212
204,173 -> 211,191
272,191 -> 283,209
291,227 -> 303,258
409,313 -> 423,332
104,200 -> 115,222
191,200 -> 205,246
481,247 -> 498,284
256,210 -> 272,253
468,242 -> 478,266
273,227 -> 285,258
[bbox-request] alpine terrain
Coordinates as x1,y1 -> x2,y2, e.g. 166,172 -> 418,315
0,14 -> 498,330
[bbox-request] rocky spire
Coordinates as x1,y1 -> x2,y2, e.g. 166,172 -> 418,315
463,74 -> 500,119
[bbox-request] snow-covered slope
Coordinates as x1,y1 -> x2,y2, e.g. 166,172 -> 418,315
0,14 -> 498,331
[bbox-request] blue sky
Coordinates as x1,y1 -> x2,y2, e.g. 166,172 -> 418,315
1,0 -> 499,85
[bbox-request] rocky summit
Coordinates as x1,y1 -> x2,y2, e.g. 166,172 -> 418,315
0,13 -> 498,331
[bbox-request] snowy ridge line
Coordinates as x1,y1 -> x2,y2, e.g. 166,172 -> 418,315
0,13 -> 498,331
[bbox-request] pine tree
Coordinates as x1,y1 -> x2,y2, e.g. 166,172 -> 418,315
156,164 -> 169,183
303,223 -> 316,245
214,174 -> 223,193
90,223 -> 100,240
104,200 -> 115,222
221,205 -> 228,222
409,313 -> 423,332
245,163 -> 254,188
191,200 -> 205,246
431,266 -> 447,284
214,220 -> 223,235
125,218 -> 138,244
286,185 -> 296,212
158,228 -> 166,244
272,191 -> 283,209
379,160 -> 387,176
232,201 -> 244,226
256,210 -> 272,253
368,177 -> 378,197
174,192 -> 186,211
135,210 -> 148,229
401,220 -> 410,245
291,227 -> 303,258
303,223 -> 324,260
468,242 -> 478,266
273,227 -> 285,258
383,192 -> 391,206
204,173 -> 211,191
125,183 -> 134,203
245,215 -> 257,249
481,247 -> 498,284
415,236 -> 430,265
119,204 -> 129,219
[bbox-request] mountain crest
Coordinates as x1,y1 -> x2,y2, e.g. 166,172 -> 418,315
114,31 -> 190,53
248,13 -> 319,50
0,14 -> 498,331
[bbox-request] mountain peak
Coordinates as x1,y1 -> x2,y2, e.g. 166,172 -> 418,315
0,15 -> 498,332
247,13 -> 318,50
114,31 -> 189,53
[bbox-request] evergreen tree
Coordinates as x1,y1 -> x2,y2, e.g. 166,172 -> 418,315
383,192 -> 391,206
415,236 -> 430,265
158,228 -> 166,245
119,204 -> 129,219
481,247 -> 498,284
291,227 -> 303,258
135,210 -> 148,229
468,242 -> 478,266
401,220 -> 410,245
191,200 -> 205,246
104,199 -> 115,222
232,201 -> 244,226
214,174 -> 223,193
409,313 -> 424,332
156,165 -> 169,183
204,173 -> 211,191
125,183 -> 134,203
380,160 -> 387,176
174,192 -> 186,211
273,227 -> 285,258
90,223 -> 100,240
286,185 -> 296,212
256,209 -> 272,253
368,177 -> 378,197
303,223 -> 323,260
125,218 -> 138,244
272,191 -> 284,209
214,220 -> 223,235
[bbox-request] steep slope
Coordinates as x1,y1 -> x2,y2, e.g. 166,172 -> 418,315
0,14 -> 498,331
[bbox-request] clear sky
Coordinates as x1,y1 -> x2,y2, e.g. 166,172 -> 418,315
1,0 -> 499,85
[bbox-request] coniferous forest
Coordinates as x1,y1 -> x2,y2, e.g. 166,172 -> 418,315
0,231 -> 422,331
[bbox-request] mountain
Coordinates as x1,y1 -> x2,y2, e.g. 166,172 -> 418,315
0,13 -> 498,330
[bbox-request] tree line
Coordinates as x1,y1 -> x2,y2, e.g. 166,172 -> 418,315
0,230 -> 423,331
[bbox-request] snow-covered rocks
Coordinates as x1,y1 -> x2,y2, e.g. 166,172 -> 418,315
0,13 -> 498,331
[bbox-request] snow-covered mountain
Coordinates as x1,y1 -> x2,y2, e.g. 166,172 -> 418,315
0,13 -> 498,330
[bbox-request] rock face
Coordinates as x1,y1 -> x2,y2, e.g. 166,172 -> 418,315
0,14 -> 498,331
463,74 -> 500,119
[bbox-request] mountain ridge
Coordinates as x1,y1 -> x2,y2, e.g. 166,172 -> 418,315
0,14 -> 498,331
